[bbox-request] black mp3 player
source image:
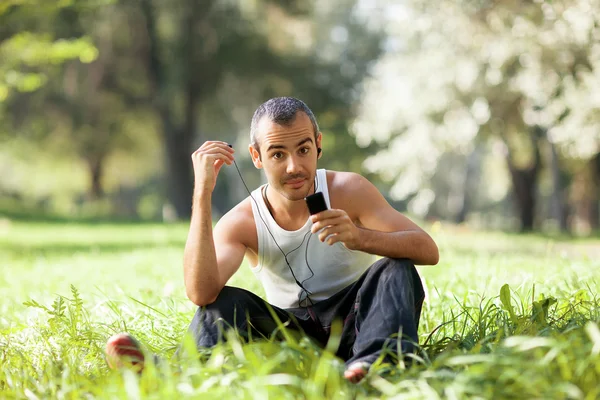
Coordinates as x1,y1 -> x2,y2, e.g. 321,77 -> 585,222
305,192 -> 328,215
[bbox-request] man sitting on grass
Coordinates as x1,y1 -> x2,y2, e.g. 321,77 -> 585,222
106,97 -> 439,383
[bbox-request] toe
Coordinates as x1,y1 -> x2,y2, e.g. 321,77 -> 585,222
344,362 -> 370,383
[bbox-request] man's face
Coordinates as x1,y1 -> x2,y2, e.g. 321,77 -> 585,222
251,112 -> 321,202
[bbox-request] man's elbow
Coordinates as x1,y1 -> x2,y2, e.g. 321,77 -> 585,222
427,240 -> 440,265
429,249 -> 440,265
186,289 -> 219,307
420,236 -> 439,265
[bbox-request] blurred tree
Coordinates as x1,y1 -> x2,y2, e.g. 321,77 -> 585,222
353,0 -> 599,232
130,0 -> 382,218
2,0 -> 382,219
546,60 -> 600,231
1,1 -> 142,204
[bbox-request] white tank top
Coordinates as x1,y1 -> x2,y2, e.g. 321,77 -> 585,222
249,169 -> 375,308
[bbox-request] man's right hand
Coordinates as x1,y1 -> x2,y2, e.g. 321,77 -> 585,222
191,141 -> 235,195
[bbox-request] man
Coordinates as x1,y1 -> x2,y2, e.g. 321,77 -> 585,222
106,97 -> 439,383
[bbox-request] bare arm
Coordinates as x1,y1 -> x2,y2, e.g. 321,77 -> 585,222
183,196 -> 247,306
352,226 -> 438,265
311,172 -> 439,265
183,141 -> 246,306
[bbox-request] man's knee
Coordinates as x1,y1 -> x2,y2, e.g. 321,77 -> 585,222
190,286 -> 256,325
203,286 -> 246,309
367,258 -> 424,298
188,286 -> 259,339
369,257 -> 415,279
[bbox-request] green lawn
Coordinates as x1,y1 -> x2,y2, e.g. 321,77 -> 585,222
1,219 -> 599,399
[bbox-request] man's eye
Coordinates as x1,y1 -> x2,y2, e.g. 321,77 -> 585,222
272,152 -> 283,159
300,147 -> 310,154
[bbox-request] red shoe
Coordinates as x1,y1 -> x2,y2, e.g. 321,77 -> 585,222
105,333 -> 145,372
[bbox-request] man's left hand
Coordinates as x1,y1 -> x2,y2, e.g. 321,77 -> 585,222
310,209 -> 361,250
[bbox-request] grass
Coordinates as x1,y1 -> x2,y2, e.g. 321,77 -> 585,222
1,218 -> 600,399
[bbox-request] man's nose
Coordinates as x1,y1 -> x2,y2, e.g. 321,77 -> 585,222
286,155 -> 302,174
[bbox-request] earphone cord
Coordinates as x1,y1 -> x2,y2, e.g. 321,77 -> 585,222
299,178 -> 317,297
231,158 -> 317,308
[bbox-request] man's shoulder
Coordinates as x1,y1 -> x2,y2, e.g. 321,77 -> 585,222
326,170 -> 380,214
326,170 -> 371,195
216,197 -> 256,237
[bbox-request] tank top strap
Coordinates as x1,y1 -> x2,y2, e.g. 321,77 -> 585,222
315,169 -> 331,208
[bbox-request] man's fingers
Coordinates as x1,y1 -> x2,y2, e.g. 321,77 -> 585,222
318,225 -> 346,242
310,209 -> 357,247
199,140 -> 232,149
311,216 -> 348,234
324,232 -> 351,246
198,145 -> 234,158
192,154 -> 233,170
326,233 -> 346,246
310,209 -> 342,222
202,141 -> 234,153
213,154 -> 234,166
194,148 -> 234,165
213,160 -> 225,176
190,141 -> 234,194
192,142 -> 235,157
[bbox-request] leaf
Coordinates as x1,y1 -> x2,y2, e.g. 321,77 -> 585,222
69,285 -> 83,326
444,354 -> 494,366
22,299 -> 50,313
499,284 -> 517,324
503,336 -> 555,351
70,285 -> 83,309
531,296 -> 557,326
574,289 -> 589,303
50,296 -> 66,318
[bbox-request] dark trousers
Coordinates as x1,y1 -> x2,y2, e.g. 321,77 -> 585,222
187,258 -> 425,366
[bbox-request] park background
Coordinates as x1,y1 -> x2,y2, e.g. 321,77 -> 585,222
1,0 -> 600,399
1,0 -> 598,233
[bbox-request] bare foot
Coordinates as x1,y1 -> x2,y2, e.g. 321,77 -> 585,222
344,362 -> 370,383
105,333 -> 145,372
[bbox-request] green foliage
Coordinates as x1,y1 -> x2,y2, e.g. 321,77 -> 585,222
1,221 -> 600,398
0,33 -> 97,101
1,33 -> 97,67
0,0 -> 101,101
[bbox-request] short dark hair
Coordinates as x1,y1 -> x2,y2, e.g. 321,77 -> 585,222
250,97 -> 319,150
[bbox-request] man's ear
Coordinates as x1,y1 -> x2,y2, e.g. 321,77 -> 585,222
249,144 -> 263,169
316,132 -> 323,159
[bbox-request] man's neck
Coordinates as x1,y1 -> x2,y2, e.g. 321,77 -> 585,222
264,183 -> 315,231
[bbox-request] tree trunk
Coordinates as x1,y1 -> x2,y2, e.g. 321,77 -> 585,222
87,155 -> 104,200
141,0 -> 201,219
163,124 -> 195,218
548,141 -> 570,232
505,127 -> 543,232
588,152 -> 600,231
508,167 -> 537,231
455,145 -> 482,224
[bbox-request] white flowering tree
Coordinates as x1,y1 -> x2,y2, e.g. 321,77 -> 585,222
353,0 -> 600,231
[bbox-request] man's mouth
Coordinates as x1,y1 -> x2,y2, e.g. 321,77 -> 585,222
285,178 -> 306,188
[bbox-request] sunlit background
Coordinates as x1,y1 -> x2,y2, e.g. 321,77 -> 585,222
1,0 -> 598,235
